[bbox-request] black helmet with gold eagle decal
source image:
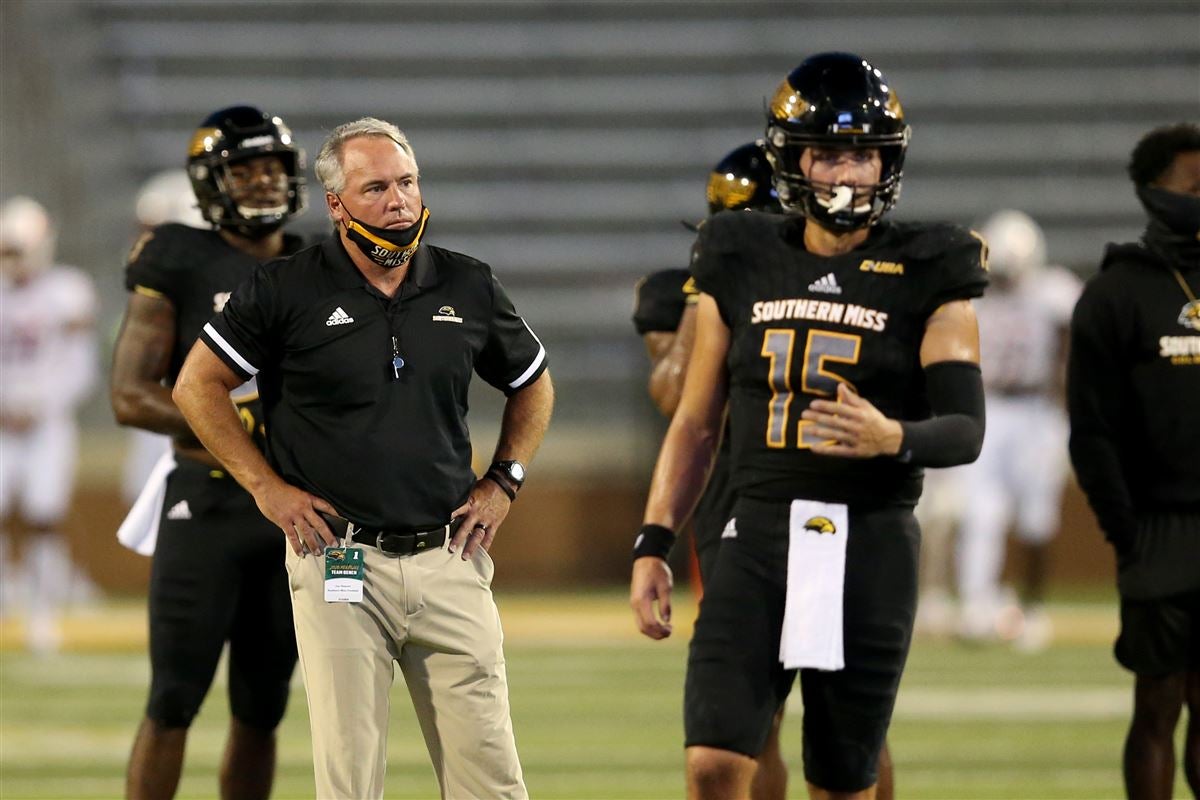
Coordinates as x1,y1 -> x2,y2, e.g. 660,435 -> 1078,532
764,52 -> 910,231
186,105 -> 307,237
706,141 -> 782,215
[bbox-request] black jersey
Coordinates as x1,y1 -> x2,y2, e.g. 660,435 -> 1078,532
633,268 -> 699,334
692,211 -> 987,507
633,266 -> 733,576
125,223 -> 305,447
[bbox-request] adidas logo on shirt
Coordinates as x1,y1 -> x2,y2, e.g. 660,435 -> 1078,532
166,500 -> 192,520
326,307 -> 354,326
808,273 -> 842,295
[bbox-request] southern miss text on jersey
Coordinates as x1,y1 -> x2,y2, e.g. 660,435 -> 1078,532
125,223 -> 305,448
692,211 -> 988,507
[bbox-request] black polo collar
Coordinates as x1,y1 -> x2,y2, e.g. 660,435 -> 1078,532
321,233 -> 439,293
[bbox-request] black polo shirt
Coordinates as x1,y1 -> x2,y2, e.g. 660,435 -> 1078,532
199,236 -> 547,530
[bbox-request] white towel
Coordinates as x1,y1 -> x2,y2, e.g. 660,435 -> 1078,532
116,449 -> 176,556
779,499 -> 849,671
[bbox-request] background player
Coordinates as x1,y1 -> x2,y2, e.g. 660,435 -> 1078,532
120,169 -> 207,508
110,105 -> 307,800
0,196 -> 99,654
630,53 -> 987,799
954,209 -> 1081,650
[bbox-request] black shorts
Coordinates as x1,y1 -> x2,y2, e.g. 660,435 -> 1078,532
1115,590 -> 1200,676
691,448 -> 734,584
146,457 -> 297,729
684,496 -> 919,792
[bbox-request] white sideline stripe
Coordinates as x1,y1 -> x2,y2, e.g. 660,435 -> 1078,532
203,323 -> 258,376
508,318 -> 547,389
786,687 -> 1127,721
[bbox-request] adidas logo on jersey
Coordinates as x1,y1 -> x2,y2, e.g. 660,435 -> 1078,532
326,307 -> 354,326
808,273 -> 842,295
166,500 -> 192,520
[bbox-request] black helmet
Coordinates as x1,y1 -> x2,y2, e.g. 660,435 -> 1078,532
706,141 -> 782,215
764,52 -> 910,231
186,105 -> 306,236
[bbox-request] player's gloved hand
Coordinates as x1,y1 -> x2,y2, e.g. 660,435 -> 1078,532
631,556 -> 674,640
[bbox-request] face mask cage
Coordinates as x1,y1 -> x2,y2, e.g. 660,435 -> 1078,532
764,123 -> 907,232
189,142 -> 307,236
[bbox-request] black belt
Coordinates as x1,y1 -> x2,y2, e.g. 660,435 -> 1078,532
319,513 -> 463,557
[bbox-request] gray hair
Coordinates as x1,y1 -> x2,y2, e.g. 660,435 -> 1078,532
314,117 -> 418,194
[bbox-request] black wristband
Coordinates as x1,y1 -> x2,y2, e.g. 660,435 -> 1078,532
633,524 -> 676,561
483,471 -> 517,501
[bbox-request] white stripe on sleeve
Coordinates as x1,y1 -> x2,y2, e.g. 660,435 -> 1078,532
507,318 -> 546,390
202,323 -> 259,376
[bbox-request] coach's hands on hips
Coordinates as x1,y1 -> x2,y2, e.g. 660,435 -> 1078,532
802,382 -> 903,459
255,479 -> 340,557
631,557 -> 674,640
450,478 -> 511,560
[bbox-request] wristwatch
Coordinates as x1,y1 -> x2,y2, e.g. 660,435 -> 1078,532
490,460 -> 526,489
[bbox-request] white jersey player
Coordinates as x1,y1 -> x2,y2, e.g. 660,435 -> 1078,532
0,196 -> 99,652
956,209 -> 1082,649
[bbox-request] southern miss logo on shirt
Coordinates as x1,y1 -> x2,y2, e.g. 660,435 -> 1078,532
1179,300 -> 1200,332
1159,335 -> 1200,365
750,298 -> 889,332
432,305 -> 463,323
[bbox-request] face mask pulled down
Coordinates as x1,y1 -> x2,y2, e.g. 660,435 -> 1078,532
340,203 -> 431,269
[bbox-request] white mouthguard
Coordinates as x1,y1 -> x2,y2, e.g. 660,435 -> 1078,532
818,185 -> 854,213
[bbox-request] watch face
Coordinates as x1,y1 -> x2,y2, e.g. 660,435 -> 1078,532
509,462 -> 526,483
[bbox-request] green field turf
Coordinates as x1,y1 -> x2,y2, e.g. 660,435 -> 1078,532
0,590 -> 1175,799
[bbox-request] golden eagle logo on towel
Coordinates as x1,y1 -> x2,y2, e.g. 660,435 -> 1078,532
803,516 -> 837,535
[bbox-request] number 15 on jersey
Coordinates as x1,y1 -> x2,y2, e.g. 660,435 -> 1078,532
761,328 -> 861,448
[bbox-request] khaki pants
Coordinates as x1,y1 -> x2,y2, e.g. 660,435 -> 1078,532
285,538 -> 527,800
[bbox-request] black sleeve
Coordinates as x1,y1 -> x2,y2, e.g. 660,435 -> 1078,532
1067,282 -> 1137,551
633,269 -> 695,334
198,263 -> 280,381
897,361 -> 985,468
124,224 -> 187,300
475,270 -> 548,395
923,226 -> 990,317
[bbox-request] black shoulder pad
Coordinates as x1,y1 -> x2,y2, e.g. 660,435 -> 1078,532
633,268 -> 694,334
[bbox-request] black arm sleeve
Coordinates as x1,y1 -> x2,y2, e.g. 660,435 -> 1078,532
1066,289 -> 1136,551
897,361 -> 985,468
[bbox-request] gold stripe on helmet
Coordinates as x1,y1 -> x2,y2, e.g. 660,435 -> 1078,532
188,127 -> 222,157
769,79 -> 808,121
706,172 -> 757,210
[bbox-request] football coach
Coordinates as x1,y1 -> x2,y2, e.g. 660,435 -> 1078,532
173,116 -> 553,800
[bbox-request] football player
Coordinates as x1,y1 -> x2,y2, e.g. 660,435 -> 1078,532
120,169 -> 206,507
0,196 -> 99,653
111,106 -> 306,800
955,209 -> 1081,650
630,53 -> 987,799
